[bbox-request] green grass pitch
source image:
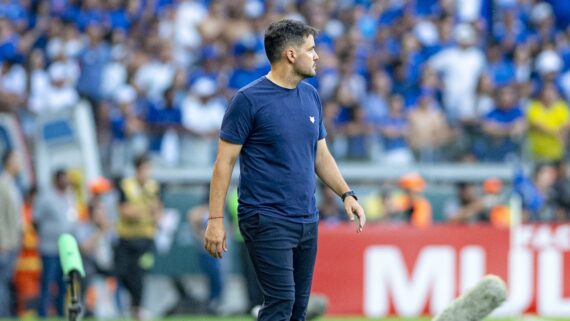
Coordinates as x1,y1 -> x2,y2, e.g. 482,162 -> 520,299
6,317 -> 570,321
102,317 -> 568,321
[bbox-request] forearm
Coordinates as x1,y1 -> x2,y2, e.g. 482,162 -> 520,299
209,159 -> 235,218
315,151 -> 350,197
530,121 -> 557,135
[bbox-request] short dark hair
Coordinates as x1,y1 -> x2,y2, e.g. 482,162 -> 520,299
53,168 -> 67,181
134,154 -> 150,169
264,19 -> 317,64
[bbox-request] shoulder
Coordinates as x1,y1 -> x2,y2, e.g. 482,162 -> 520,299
232,78 -> 268,107
237,77 -> 267,97
119,177 -> 134,192
144,180 -> 160,194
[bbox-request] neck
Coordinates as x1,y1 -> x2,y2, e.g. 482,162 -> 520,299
266,64 -> 302,89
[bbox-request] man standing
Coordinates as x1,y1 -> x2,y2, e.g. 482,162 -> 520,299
0,149 -> 23,317
115,155 -> 161,320
34,169 -> 78,317
204,19 -> 366,321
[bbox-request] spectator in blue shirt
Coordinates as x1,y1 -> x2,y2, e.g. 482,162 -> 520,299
106,0 -> 131,31
486,43 -> 516,87
493,6 -> 529,52
77,23 -> 110,108
363,70 -> 390,125
74,0 -> 107,32
0,0 -> 27,33
227,48 -> 269,93
146,87 -> 182,153
474,85 -> 526,162
188,45 -> 224,86
109,85 -> 148,175
379,94 -> 413,164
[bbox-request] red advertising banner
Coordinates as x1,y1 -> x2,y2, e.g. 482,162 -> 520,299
312,224 -> 570,317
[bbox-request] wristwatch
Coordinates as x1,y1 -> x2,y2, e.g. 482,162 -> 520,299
341,190 -> 358,202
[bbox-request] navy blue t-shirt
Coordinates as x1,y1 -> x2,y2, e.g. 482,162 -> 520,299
220,77 -> 327,223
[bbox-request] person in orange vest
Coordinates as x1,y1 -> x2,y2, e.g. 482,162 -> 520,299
483,178 -> 510,227
443,178 -> 508,226
12,185 -> 41,317
387,173 -> 432,227
444,181 -> 488,224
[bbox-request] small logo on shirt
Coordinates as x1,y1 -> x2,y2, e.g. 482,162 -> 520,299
309,116 -> 315,124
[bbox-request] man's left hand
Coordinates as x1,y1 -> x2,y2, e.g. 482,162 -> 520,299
344,197 -> 366,233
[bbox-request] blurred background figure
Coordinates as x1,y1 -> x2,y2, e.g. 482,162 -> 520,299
443,178 -> 507,226
0,149 -> 23,317
0,58 -> 27,113
108,85 -> 147,176
429,23 -> 485,126
34,169 -> 78,318
181,77 -> 225,166
514,163 -> 558,223
407,91 -> 451,162
146,87 -> 183,166
115,155 -> 161,320
444,181 -> 488,224
527,83 -> 570,163
13,185 -> 40,318
187,199 -> 224,315
475,85 -> 526,162
75,177 -> 116,317
386,173 -> 432,228
318,185 -> 346,225
552,161 -> 570,221
482,177 -> 510,227
378,94 -> 412,165
226,188 -> 262,315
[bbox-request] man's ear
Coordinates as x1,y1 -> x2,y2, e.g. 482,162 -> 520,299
285,48 -> 296,64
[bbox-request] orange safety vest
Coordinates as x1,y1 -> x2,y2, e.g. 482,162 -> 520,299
392,194 -> 433,228
13,202 -> 41,316
490,205 -> 510,227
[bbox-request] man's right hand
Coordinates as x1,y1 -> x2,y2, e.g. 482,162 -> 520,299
204,219 -> 227,259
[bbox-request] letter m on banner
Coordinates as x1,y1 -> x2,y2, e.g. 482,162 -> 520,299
364,246 -> 455,317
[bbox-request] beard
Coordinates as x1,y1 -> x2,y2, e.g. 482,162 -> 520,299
293,63 -> 317,79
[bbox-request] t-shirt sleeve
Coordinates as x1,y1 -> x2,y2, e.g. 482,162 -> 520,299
220,92 -> 254,144
315,91 -> 327,140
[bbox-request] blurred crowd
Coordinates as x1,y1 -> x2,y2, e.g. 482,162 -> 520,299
1,0 -> 570,170
2,0 -> 570,319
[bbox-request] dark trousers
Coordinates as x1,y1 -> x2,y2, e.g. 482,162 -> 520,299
114,238 -> 154,308
0,250 -> 18,317
239,213 -> 318,321
38,255 -> 66,317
